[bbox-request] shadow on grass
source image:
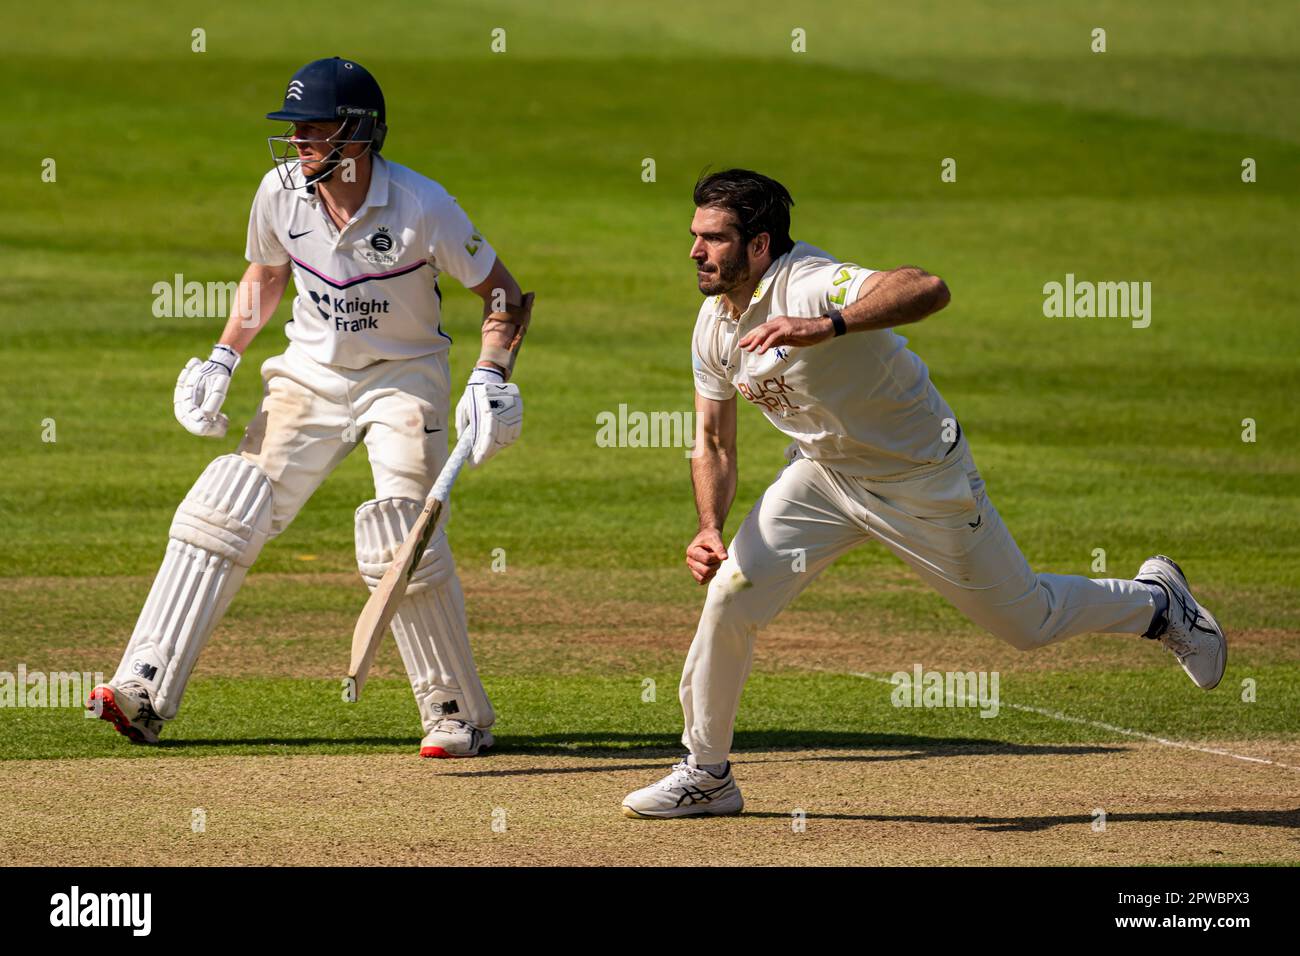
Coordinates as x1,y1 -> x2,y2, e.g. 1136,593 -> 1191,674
153,736 -> 414,749
740,808 -> 1300,833
435,732 -> 1125,777
148,731 -> 1125,765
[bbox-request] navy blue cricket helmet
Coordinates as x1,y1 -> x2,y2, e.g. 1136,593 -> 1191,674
266,57 -> 387,188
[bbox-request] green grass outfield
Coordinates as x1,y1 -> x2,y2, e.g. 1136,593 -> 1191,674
4,666 -> 1300,762
0,2 -> 1297,770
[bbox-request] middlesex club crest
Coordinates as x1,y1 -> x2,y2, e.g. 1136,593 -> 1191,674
360,225 -> 399,266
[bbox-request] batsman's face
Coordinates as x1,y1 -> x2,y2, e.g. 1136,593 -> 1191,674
690,207 -> 751,296
289,120 -> 358,176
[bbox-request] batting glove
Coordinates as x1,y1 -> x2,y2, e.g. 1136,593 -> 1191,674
174,344 -> 240,438
455,367 -> 522,466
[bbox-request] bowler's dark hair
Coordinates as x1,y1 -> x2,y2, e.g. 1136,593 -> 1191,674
693,168 -> 795,258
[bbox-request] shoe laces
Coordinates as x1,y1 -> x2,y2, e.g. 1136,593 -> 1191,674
1162,605 -> 1211,658
431,717 -> 471,734
656,759 -> 702,790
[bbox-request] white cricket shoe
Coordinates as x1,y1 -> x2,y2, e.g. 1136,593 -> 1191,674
622,757 -> 744,819
87,681 -> 164,744
1137,555 -> 1227,690
420,718 -> 494,758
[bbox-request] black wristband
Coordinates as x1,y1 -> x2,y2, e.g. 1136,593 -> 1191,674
828,309 -> 847,337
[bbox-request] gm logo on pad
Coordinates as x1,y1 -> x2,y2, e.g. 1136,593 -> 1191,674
131,661 -> 158,681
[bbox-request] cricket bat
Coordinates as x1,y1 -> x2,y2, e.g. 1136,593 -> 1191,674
347,430 -> 473,700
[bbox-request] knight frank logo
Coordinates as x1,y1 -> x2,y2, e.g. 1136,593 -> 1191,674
308,289 -> 332,320
307,290 -> 391,331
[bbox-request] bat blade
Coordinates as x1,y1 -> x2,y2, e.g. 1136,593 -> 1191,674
347,497 -> 442,700
346,433 -> 472,701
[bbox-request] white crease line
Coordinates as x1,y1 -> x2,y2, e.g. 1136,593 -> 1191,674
846,671 -> 1299,772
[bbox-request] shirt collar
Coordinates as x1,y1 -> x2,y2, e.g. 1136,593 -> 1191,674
713,242 -> 800,322
366,154 -> 390,208
295,153 -> 390,211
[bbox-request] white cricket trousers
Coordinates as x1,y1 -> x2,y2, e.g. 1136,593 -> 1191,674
238,344 -> 494,730
115,341 -> 495,728
679,441 -> 1158,764
239,343 -> 450,532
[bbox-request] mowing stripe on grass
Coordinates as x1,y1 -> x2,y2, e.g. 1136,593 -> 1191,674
845,671 -> 1300,772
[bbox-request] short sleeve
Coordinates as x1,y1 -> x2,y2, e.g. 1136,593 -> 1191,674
821,261 -> 873,310
795,259 -> 875,313
428,194 -> 496,288
244,176 -> 289,266
691,311 -> 736,401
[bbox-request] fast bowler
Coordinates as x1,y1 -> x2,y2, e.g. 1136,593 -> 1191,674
90,57 -> 530,758
622,169 -> 1226,818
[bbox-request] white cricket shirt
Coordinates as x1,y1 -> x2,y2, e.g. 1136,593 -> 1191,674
245,154 -> 496,369
691,241 -> 960,478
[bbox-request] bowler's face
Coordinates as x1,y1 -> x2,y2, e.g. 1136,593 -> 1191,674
689,206 -> 750,296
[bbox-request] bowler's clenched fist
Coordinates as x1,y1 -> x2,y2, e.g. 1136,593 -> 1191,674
686,527 -> 728,585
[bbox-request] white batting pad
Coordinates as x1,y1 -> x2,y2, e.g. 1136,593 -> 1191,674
355,497 -> 494,730
114,455 -> 273,719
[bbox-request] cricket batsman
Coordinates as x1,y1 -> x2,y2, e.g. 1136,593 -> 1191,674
89,57 -> 531,758
622,169 -> 1226,817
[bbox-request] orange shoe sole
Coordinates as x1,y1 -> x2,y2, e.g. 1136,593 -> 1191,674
419,743 -> 492,759
87,686 -> 151,744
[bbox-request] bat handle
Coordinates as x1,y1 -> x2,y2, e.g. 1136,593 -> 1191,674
430,432 -> 473,504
